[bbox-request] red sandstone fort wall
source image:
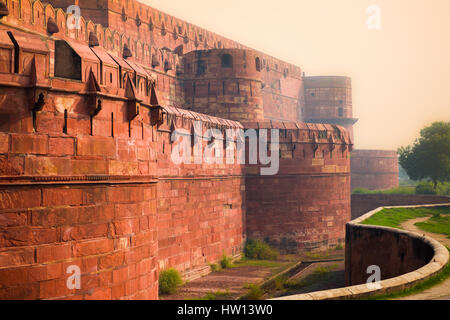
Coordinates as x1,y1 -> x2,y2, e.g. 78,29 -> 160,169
0,0 -> 353,300
350,149 -> 399,191
0,26 -> 246,297
183,49 -> 264,123
46,0 -> 305,122
244,122 -> 352,252
304,76 -> 356,142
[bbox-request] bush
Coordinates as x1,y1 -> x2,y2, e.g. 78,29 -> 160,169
244,239 -> 278,260
243,283 -> 264,300
220,254 -> 232,269
352,187 -> 372,194
209,263 -> 221,272
159,268 -> 183,295
415,181 -> 437,195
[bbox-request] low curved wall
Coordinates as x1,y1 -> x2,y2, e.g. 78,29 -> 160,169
272,204 -> 450,300
351,194 -> 450,220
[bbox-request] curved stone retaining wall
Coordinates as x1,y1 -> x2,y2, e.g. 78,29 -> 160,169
272,204 -> 450,300
351,194 -> 450,220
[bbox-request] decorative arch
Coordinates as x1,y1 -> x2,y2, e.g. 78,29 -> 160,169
112,31 -> 121,53
55,8 -> 66,36
21,0 -> 32,24
86,20 -> 95,37
94,24 -> 104,48
77,16 -> 86,41
32,0 -> 44,29
9,0 -> 21,20
43,3 -> 55,27
104,28 -> 112,50
136,41 -> 143,61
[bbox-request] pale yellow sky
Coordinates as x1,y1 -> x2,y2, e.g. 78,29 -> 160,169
142,0 -> 450,150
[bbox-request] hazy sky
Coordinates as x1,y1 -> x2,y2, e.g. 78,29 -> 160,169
142,0 -> 450,150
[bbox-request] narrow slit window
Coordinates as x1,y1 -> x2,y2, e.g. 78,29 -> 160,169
221,54 -> 233,68
255,57 -> 261,72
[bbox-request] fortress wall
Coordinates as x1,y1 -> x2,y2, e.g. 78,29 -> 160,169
304,77 -> 353,119
304,76 -> 355,141
151,106 -> 245,278
0,84 -> 161,299
245,122 -> 352,252
156,177 -> 244,280
351,194 -> 450,220
46,0 -> 304,122
1,0 -> 185,108
260,64 -> 304,122
350,149 -> 399,191
0,28 -> 245,298
183,49 -> 264,123
0,0 -> 355,299
0,182 -> 159,300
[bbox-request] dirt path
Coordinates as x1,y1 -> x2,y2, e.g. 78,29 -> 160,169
400,217 -> 450,248
161,250 -> 345,300
396,216 -> 450,300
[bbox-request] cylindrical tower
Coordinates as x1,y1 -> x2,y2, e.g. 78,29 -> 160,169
350,149 -> 399,191
303,76 -> 358,142
183,49 -> 264,123
245,122 -> 353,253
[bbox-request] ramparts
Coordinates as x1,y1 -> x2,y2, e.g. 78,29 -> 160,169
351,194 -> 450,220
0,0 -> 353,299
351,149 -> 399,191
245,122 -> 352,252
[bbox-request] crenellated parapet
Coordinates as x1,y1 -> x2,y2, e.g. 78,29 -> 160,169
0,0 -> 184,106
1,0 -> 306,121
244,121 -> 352,253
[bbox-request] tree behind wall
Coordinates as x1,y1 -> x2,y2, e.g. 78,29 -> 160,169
398,121 -> 450,190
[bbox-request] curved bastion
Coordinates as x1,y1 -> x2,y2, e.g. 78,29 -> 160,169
351,149 -> 399,191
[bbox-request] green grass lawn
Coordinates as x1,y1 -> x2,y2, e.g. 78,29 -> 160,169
361,206 -> 450,229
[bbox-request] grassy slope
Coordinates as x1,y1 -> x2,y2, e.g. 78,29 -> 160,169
416,214 -> 450,238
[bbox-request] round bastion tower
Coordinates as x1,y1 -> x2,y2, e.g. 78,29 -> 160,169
183,49 -> 264,124
303,76 -> 358,143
